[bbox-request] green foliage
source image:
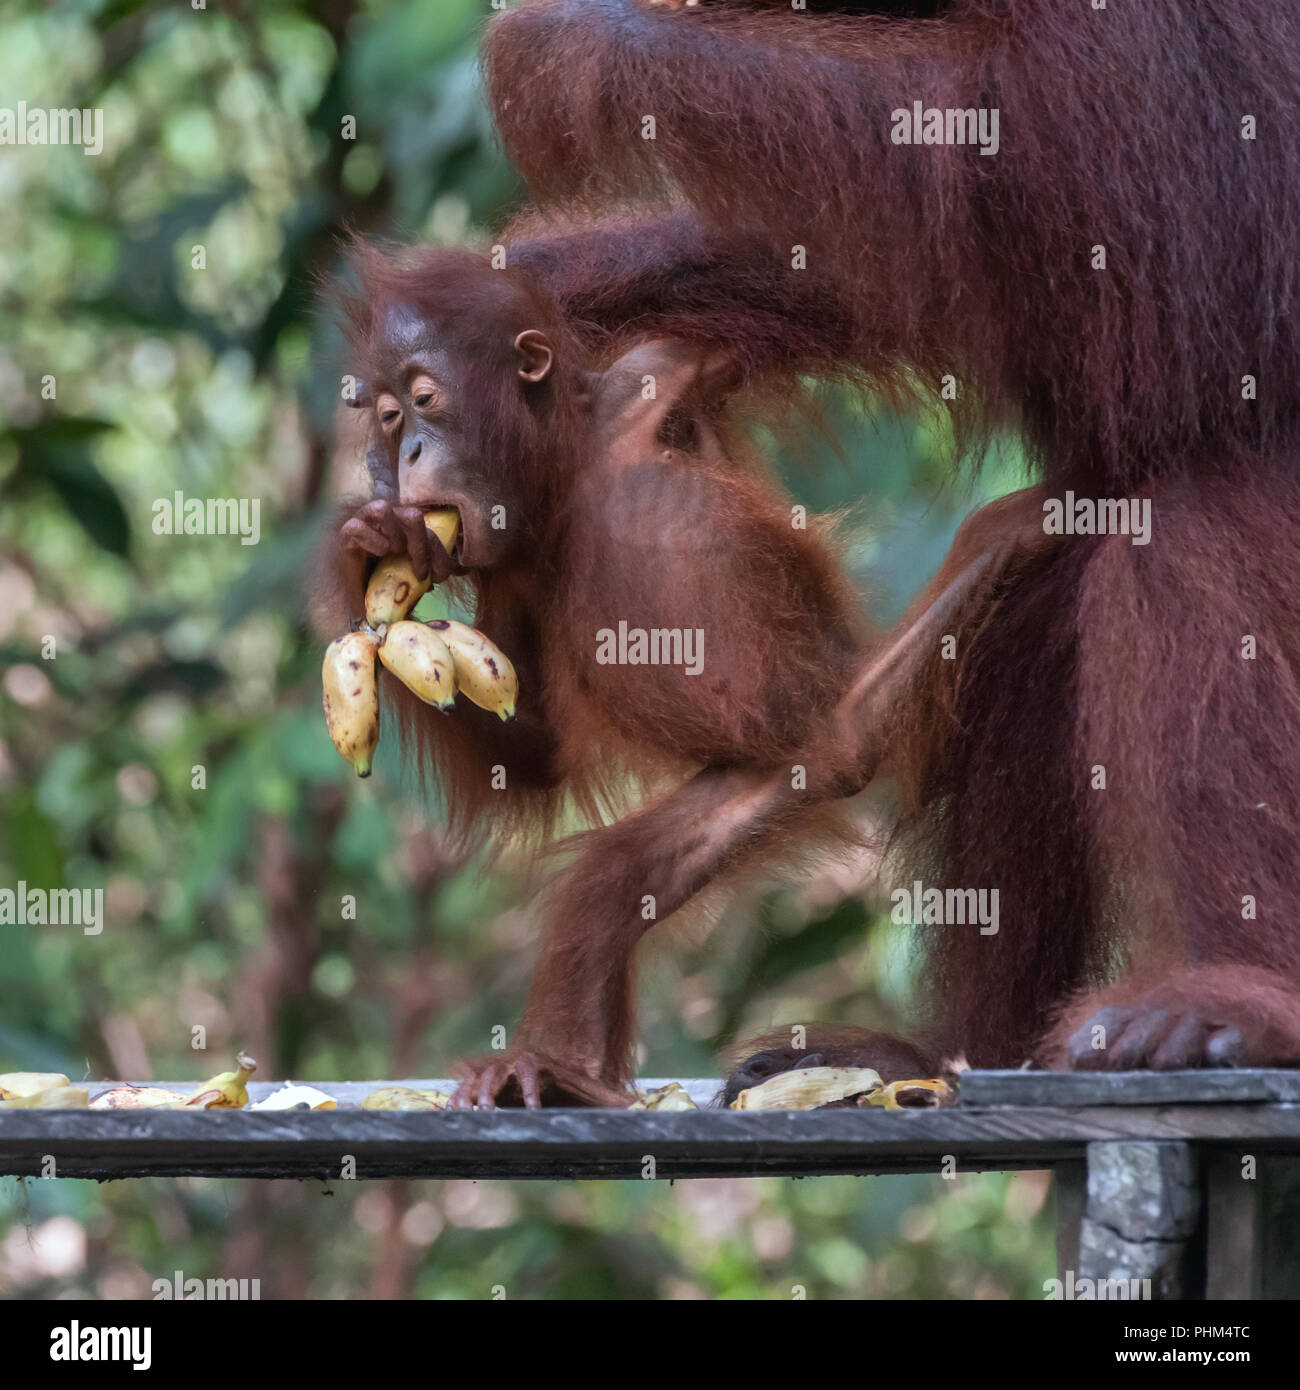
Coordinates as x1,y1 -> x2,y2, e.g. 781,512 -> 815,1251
0,0 -> 1049,1300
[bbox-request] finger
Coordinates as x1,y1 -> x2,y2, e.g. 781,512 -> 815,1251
478,1065 -> 501,1112
355,500 -> 396,548
339,548 -> 369,620
1206,1024 -> 1246,1067
341,518 -> 390,557
1108,1008 -> 1173,1069
369,500 -> 408,553
359,499 -> 404,553
1151,1014 -> 1209,1069
519,1063 -> 542,1110
1066,1005 -> 1129,1069
395,506 -> 432,581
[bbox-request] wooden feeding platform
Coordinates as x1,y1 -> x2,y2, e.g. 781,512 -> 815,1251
3,1069 -> 1299,1299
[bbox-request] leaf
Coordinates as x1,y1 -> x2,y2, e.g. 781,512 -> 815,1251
7,418 -> 131,556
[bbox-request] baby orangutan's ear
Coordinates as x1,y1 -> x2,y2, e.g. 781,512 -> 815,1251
514,329 -> 554,383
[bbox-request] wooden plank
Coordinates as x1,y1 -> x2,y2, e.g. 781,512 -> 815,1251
80,1070 -> 1300,1109
958,1068 -> 1300,1107
5,1101 -> 1300,1181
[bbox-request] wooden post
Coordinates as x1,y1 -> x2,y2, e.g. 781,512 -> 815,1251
1054,1160 -> 1085,1277
1205,1153 -> 1300,1299
1077,1141 -> 1200,1299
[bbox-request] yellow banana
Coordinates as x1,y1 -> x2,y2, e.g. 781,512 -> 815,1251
322,630 -> 381,776
365,554 -> 430,628
379,621 -> 457,711
424,507 -> 460,555
361,508 -> 459,628
183,1051 -> 257,1109
428,619 -> 518,720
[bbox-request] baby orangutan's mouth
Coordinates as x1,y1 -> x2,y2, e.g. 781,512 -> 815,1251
407,499 -> 472,571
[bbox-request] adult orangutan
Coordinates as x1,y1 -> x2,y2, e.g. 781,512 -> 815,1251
473,0 -> 1300,1085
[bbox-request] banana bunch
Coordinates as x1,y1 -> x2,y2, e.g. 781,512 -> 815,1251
322,507 -> 519,776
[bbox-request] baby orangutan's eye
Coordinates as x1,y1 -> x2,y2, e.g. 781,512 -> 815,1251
376,393 -> 402,432
410,374 -> 442,411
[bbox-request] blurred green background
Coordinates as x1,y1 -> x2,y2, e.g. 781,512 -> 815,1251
0,0 -> 1049,1298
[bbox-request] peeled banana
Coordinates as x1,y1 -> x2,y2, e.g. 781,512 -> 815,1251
424,507 -> 460,556
378,621 -> 457,712
323,630 -> 382,777
428,619 -> 518,721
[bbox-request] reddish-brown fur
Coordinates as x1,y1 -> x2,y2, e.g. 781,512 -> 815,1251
318,256 -> 911,1102
464,0 -> 1300,1079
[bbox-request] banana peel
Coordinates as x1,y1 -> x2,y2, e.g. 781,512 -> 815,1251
183,1051 -> 256,1109
249,1084 -> 337,1111
0,1085 -> 89,1109
630,1082 -> 698,1112
0,1071 -> 71,1099
731,1066 -> 884,1111
361,1085 -> 451,1112
859,1078 -> 952,1110
91,1085 -> 187,1109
